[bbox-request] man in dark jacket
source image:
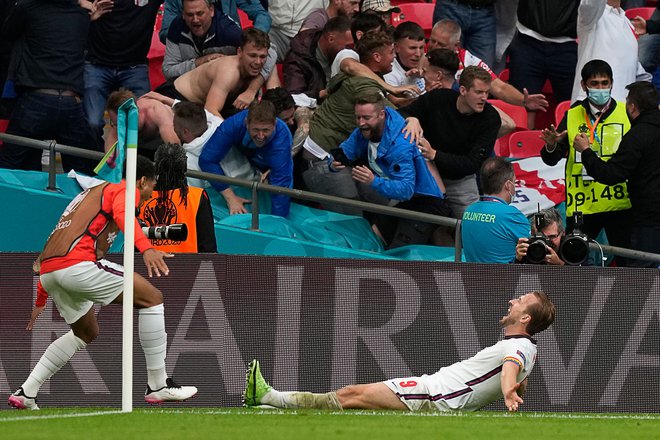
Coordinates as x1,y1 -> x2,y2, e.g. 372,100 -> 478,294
283,16 -> 352,107
574,81 -> 660,267
0,0 -> 106,174
162,0 -> 242,81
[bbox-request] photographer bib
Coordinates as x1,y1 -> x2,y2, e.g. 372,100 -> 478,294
565,103 -> 631,216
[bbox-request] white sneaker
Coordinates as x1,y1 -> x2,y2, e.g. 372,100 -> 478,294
8,388 -> 40,410
144,378 -> 197,404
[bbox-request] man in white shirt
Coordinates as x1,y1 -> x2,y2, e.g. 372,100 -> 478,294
571,0 -> 651,102
384,21 -> 427,107
244,291 -> 556,413
268,0 -> 326,62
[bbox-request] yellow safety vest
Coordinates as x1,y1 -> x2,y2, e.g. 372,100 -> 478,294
565,102 -> 631,216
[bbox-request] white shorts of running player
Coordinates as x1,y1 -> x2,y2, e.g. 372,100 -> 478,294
40,260 -> 124,325
384,373 -> 473,412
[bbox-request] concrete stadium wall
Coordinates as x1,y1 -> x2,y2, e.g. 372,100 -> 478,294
0,253 -> 658,413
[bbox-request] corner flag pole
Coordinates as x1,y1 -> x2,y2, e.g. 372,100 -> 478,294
122,103 -> 139,413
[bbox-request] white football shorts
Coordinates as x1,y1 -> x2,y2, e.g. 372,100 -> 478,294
40,259 -> 124,324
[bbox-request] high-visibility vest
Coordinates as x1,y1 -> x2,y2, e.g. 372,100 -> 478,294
565,102 -> 631,216
139,186 -> 205,253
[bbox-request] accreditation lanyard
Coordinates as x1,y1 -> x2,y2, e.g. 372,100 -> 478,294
584,104 -> 609,145
481,196 -> 508,205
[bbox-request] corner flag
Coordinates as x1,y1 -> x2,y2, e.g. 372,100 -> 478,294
94,98 -> 139,182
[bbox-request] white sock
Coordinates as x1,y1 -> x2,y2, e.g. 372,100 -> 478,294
262,390 -> 342,409
22,330 -> 87,397
139,304 -> 168,390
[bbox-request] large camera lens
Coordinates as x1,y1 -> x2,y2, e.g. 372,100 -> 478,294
560,233 -> 589,266
526,238 -> 549,264
142,223 -> 188,241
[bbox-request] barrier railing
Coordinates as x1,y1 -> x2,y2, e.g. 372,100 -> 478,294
2,132 -> 659,265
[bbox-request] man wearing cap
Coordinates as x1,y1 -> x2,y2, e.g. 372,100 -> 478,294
361,0 -> 400,26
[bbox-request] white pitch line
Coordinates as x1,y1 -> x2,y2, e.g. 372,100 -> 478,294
129,408 -> 660,421
0,410 -> 121,423
2,408 -> 659,422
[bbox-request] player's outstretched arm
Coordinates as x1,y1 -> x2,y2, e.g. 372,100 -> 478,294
501,361 -> 523,412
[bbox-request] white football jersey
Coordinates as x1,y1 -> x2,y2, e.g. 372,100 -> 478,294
385,335 -> 537,412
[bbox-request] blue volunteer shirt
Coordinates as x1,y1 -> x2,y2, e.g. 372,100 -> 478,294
461,196 -> 530,263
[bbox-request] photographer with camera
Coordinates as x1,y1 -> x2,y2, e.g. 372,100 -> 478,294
515,208 -> 566,266
138,143 -> 217,253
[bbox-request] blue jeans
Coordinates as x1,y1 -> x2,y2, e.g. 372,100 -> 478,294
433,0 -> 496,68
83,62 -> 151,147
0,91 -> 99,174
508,33 -> 577,102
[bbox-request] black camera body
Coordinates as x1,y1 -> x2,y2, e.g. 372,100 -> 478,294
525,211 -> 552,264
526,233 -> 553,264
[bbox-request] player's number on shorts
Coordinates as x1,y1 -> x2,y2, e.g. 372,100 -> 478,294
399,380 -> 417,387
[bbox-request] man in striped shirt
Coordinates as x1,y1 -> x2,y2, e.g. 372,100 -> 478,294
244,291 -> 555,412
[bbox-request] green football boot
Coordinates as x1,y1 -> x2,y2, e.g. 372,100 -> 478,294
243,359 -> 273,407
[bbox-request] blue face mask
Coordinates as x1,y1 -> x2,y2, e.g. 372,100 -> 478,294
587,88 -> 611,106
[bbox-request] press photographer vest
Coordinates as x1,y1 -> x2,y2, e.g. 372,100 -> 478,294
39,183 -> 119,264
565,102 -> 631,216
138,186 -> 204,253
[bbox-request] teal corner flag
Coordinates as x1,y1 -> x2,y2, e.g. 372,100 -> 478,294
94,98 -> 139,183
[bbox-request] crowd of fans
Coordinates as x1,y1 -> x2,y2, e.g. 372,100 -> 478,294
0,0 -> 659,266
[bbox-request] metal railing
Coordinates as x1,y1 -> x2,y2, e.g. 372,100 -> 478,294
2,132 -> 660,265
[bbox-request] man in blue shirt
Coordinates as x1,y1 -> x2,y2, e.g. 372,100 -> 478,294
461,156 -> 530,263
199,100 -> 293,217
335,92 -> 451,248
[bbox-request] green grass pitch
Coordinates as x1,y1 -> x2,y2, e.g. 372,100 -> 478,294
1,408 -> 659,440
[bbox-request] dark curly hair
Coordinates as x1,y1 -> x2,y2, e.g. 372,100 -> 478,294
154,143 -> 189,207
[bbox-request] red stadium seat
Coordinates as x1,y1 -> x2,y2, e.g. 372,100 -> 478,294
625,7 -> 655,20
391,3 -> 435,38
488,99 -> 528,131
554,100 -> 571,127
237,9 -> 253,29
148,30 -> 166,89
508,130 -> 545,159
154,4 -> 164,31
276,63 -> 284,84
489,99 -> 528,158
498,68 -> 510,82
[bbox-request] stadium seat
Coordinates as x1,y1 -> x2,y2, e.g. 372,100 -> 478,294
276,63 -> 284,84
554,100 -> 571,126
154,4 -> 164,31
148,30 -> 166,90
625,7 -> 655,20
391,3 -> 435,38
493,138 -> 508,157
488,99 -> 528,131
498,68 -> 509,82
237,9 -> 253,29
508,130 -> 545,159
489,99 -> 528,158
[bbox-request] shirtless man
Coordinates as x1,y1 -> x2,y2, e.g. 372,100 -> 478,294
104,89 -> 180,156
160,27 -> 273,120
